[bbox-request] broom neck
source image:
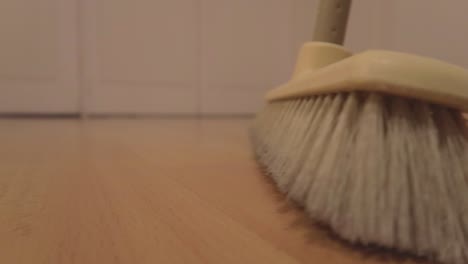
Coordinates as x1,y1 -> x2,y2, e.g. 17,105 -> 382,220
313,0 -> 352,45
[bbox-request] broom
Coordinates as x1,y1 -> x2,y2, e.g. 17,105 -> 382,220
251,1 -> 468,263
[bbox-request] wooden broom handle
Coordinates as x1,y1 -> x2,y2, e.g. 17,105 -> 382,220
313,0 -> 352,45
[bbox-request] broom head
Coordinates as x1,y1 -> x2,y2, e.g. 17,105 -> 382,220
251,42 -> 468,264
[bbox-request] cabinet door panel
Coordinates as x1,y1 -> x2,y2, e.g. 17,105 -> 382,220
83,0 -> 201,114
0,0 -> 79,113
200,0 -> 296,114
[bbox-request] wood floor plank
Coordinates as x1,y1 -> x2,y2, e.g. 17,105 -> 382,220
0,119 -> 432,264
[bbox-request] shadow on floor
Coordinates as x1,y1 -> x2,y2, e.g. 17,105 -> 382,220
254,160 -> 435,264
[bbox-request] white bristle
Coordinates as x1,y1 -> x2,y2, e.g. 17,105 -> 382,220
251,92 -> 468,264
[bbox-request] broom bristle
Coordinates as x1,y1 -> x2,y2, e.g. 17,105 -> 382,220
251,92 -> 468,264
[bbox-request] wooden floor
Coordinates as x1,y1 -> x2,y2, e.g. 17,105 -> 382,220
0,118 -> 429,264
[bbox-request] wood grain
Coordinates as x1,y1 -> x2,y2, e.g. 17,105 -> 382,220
0,119 -> 432,263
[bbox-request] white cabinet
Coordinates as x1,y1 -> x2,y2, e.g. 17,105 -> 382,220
0,0 -> 466,115
82,0 -> 312,115
0,0 -> 79,113
383,0 -> 468,68
346,0 -> 468,70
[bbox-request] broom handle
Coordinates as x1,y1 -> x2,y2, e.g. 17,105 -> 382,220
313,0 -> 352,45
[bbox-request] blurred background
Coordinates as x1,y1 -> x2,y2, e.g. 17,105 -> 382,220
1,0 -> 467,117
